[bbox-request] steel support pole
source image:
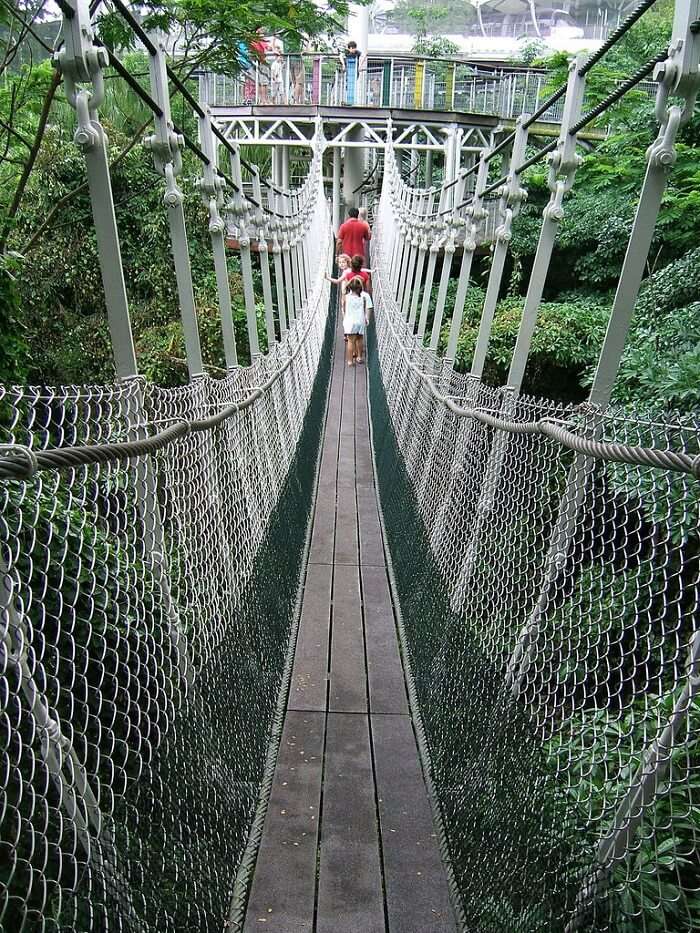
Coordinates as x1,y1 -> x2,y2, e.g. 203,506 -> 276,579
229,146 -> 260,357
416,231 -> 439,341
281,142 -> 290,190
507,57 -> 586,391
146,32 -> 204,378
343,123 -> 365,208
430,175 -> 466,350
445,155 -> 489,362
410,132 -> 419,180
55,44 -> 137,379
588,107 -> 691,407
398,193 -> 421,319
425,148 -> 433,187
407,234 -> 429,331
198,97 -> 238,369
282,200 -> 297,323
470,118 -> 529,378
269,190 -> 288,336
332,145 -> 342,232
398,230 -> 417,317
252,169 -> 276,346
288,190 -> 301,313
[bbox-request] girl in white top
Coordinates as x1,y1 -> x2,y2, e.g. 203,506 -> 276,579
343,276 -> 372,366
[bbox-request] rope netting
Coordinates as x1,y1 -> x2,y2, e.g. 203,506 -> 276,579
369,169 -> 700,931
0,201 -> 334,930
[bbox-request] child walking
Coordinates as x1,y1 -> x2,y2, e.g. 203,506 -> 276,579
341,254 -> 372,295
326,253 -> 352,291
343,276 -> 372,365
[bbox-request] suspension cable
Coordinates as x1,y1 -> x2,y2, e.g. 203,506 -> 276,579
570,51 -> 666,135
579,0 -> 661,76
522,84 -> 569,128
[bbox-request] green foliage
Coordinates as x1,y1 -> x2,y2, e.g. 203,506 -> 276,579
549,690 -> 700,932
446,286 -> 610,401
94,0 -> 349,74
412,35 -> 459,58
510,39 -> 547,66
0,254 -> 29,382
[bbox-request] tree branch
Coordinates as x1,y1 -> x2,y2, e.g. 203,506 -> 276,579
0,116 -> 33,151
0,68 -> 62,252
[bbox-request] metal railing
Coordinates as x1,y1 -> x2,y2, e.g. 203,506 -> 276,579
370,1 -> 700,929
204,54 -> 657,124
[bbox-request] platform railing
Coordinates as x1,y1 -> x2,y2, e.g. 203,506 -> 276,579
203,53 -> 657,124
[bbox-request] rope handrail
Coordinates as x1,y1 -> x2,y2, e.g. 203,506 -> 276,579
0,233 -> 334,482
373,247 -> 700,481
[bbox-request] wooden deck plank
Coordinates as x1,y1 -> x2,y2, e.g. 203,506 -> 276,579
244,322 -> 456,933
308,340 -> 343,566
357,485 -> 385,567
354,371 -> 374,484
289,563 -> 332,712
329,563 -> 367,713
361,565 -> 409,716
243,710 -> 325,933
371,714 -> 457,933
316,712 -> 385,933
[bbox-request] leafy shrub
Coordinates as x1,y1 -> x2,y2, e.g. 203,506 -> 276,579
549,692 -> 700,932
447,291 -> 610,401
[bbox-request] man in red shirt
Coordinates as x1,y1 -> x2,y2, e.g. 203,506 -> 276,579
337,207 -> 371,262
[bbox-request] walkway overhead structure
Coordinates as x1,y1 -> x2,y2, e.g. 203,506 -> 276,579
1,0 -> 700,932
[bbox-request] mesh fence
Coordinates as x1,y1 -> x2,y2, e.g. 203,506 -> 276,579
369,196 -> 700,932
0,277 -> 334,931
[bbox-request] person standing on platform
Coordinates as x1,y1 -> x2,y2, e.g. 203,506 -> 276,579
336,207 -> 371,263
237,40 -> 256,104
339,40 -> 364,105
270,50 -> 285,104
251,27 -> 271,104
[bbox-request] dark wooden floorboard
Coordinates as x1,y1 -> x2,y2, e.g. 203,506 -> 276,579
362,565 -> 409,717
372,714 -> 457,932
328,563 -> 366,714
243,710 -> 325,933
243,320 -> 456,933
289,563 -> 332,712
316,712 -> 385,933
357,484 -> 385,567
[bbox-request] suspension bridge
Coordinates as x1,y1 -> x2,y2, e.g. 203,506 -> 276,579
1,0 -> 699,931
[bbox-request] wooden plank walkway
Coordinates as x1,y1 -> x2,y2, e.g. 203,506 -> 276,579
243,321 -> 456,933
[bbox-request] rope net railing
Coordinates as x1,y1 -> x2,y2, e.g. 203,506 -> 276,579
0,1 -> 336,929
367,0 -> 700,930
